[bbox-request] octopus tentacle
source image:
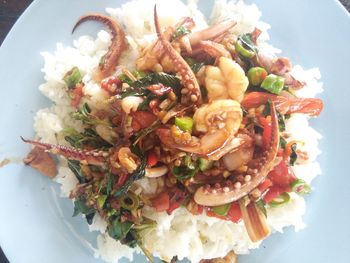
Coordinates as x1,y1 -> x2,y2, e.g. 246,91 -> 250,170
21,137 -> 108,166
154,6 -> 202,105
194,102 -> 279,206
187,19 -> 237,46
73,13 -> 127,81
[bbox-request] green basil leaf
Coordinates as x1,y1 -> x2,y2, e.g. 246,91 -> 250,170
68,160 -> 87,184
108,219 -> 134,240
73,198 -> 95,217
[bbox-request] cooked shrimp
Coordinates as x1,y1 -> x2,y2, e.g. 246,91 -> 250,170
205,57 -> 249,102
157,99 -> 242,158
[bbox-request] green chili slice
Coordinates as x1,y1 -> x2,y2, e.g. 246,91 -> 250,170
247,67 -> 268,86
175,117 -> 194,133
261,74 -> 285,95
235,40 -> 255,58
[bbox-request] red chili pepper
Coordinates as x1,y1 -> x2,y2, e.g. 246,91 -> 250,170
147,151 -> 158,167
259,116 -> 272,150
167,202 -> 181,214
70,83 -> 84,108
117,173 -> 129,187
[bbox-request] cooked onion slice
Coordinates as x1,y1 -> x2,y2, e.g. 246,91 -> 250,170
239,198 -> 270,242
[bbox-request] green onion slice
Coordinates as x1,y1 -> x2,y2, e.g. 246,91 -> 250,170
120,192 -> 139,211
63,67 -> 82,89
269,192 -> 290,207
291,179 -> 311,195
212,203 -> 231,216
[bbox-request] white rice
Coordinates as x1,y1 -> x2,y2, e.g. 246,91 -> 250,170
33,0 -> 323,262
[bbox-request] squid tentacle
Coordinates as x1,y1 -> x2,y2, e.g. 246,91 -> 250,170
21,137 -> 108,166
194,102 -> 280,206
73,13 -> 127,81
154,6 -> 202,105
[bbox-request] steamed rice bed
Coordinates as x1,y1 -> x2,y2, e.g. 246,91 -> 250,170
33,0 -> 322,262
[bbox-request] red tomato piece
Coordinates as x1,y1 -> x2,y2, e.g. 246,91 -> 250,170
258,178 -> 273,193
260,117 -> 272,150
206,202 -> 242,223
268,159 -> 296,187
152,192 -> 170,212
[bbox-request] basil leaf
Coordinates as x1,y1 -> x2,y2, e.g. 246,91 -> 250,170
106,172 -> 116,195
121,72 -> 182,99
172,26 -> 191,40
73,198 -> 95,217
277,112 -> 286,132
108,219 -> 134,240
280,137 -> 287,149
262,100 -> 271,117
114,146 -> 146,197
68,160 -> 87,184
185,58 -> 204,73
289,143 -> 298,166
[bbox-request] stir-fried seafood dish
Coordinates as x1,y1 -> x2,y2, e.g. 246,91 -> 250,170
23,1 -> 323,262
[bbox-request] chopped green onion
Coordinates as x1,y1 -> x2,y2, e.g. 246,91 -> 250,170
97,195 -> 108,208
120,192 -> 139,211
172,26 -> 191,40
198,158 -> 213,172
212,203 -> 231,216
172,155 -> 199,180
247,67 -> 268,86
235,40 -> 255,58
175,117 -> 194,133
291,179 -> 311,195
63,67 -> 82,89
269,192 -> 290,207
261,74 -> 285,95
